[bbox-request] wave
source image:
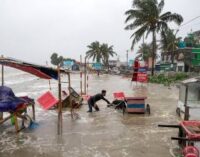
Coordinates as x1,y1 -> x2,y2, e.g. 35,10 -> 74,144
5,77 -> 37,86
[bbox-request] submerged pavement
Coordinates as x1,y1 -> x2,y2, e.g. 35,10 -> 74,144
0,74 -> 179,157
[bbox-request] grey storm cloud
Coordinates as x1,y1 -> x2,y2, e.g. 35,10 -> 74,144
0,0 -> 200,64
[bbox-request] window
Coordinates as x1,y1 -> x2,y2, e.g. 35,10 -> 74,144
192,53 -> 198,59
178,66 -> 183,72
166,55 -> 169,61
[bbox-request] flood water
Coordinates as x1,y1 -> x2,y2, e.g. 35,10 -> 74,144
0,68 -> 180,157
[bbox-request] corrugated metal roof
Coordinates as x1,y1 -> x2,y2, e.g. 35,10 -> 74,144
182,76 -> 200,84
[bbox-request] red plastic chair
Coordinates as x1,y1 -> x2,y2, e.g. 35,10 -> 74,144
113,92 -> 125,100
37,91 -> 59,110
82,95 -> 91,101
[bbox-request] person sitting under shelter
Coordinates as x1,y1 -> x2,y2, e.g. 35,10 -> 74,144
87,90 -> 110,112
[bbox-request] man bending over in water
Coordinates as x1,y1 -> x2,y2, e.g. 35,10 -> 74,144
87,90 -> 110,112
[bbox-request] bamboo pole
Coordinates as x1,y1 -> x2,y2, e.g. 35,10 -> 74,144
84,57 -> 87,94
57,66 -> 62,135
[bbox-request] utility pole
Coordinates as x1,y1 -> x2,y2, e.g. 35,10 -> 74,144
126,50 -> 129,68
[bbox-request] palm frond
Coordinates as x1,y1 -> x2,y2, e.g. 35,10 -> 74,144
156,21 -> 168,32
158,0 -> 164,14
160,13 -> 183,25
125,0 -> 183,75
130,24 -> 148,49
125,9 -> 146,23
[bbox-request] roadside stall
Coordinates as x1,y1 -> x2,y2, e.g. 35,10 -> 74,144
176,77 -> 200,120
0,56 -> 81,134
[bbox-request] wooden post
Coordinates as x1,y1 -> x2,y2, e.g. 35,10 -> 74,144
14,114 -> 19,132
84,57 -> 87,94
57,66 -> 62,135
80,55 -> 82,95
68,73 -> 73,119
80,72 -> 83,95
32,103 -> 35,121
86,74 -> 89,95
184,85 -> 189,120
0,57 -> 4,120
46,61 -> 51,90
1,64 -> 4,86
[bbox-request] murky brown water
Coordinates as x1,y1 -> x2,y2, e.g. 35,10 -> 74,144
0,73 -> 180,157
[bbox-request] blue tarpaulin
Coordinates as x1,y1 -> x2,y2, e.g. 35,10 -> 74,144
0,86 -> 26,112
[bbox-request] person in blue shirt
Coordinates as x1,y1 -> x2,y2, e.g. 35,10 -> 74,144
87,90 -> 110,112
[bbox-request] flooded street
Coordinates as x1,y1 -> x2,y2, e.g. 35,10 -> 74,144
0,71 -> 180,157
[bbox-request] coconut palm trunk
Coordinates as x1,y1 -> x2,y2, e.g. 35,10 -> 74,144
171,51 -> 174,65
151,30 -> 156,76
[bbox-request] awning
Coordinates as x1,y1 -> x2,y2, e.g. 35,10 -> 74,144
181,77 -> 200,85
0,57 -> 68,80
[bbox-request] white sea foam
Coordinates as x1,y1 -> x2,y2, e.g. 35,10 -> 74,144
15,92 -> 28,97
5,77 -> 37,85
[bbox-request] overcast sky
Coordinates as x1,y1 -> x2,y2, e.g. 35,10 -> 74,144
0,0 -> 200,64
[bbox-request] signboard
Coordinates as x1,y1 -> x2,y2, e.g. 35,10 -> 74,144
128,60 -> 134,67
137,72 -> 148,83
132,59 -> 148,83
160,63 -> 171,71
93,63 -> 102,70
138,67 -> 147,72
178,41 -> 186,48
63,60 -> 74,69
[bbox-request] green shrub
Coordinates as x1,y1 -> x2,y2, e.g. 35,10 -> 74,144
149,73 -> 188,86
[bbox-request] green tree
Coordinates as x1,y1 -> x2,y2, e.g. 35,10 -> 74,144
50,53 -> 63,66
101,43 -> 117,68
160,29 -> 181,63
86,42 -> 116,69
137,43 -> 152,62
58,56 -> 64,66
86,41 -> 101,63
50,53 -> 59,65
125,0 -> 183,75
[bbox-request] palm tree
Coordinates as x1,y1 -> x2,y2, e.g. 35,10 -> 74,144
101,43 -> 117,69
125,0 -> 183,75
160,29 -> 181,64
86,41 -> 101,63
137,43 -> 152,62
86,42 -> 116,69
